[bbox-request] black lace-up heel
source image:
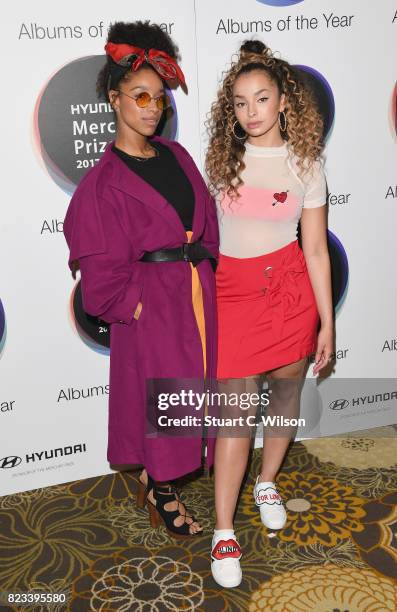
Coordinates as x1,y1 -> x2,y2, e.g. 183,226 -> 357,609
137,473 -> 202,538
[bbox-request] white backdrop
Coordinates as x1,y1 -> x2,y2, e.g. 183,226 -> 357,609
1,0 -> 396,495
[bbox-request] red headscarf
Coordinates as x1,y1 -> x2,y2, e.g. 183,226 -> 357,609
105,42 -> 186,87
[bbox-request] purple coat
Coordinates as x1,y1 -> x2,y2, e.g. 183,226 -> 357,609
63,137 -> 219,481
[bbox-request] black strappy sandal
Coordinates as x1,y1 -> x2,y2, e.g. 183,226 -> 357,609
137,473 -> 203,539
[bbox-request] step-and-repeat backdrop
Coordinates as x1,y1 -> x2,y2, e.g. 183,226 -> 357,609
1,0 -> 396,495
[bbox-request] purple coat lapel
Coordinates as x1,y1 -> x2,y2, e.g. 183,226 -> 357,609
101,137 -> 206,243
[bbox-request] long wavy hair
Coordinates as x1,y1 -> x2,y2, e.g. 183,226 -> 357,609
205,40 -> 324,200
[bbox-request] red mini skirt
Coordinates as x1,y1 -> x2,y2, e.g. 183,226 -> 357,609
216,240 -> 319,378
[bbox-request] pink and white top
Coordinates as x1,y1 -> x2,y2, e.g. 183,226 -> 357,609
217,141 -> 326,258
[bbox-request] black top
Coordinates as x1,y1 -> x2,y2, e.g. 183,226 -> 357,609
112,141 -> 195,231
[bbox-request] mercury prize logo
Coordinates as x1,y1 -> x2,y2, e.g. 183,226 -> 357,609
34,56 -> 178,194
0,299 -> 6,355
70,282 -> 110,355
257,0 -> 304,5
294,65 -> 335,140
327,231 -> 349,313
390,81 -> 397,142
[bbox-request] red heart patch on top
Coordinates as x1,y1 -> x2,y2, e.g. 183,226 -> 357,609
273,191 -> 288,203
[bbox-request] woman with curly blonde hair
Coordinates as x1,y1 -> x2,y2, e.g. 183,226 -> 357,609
206,40 -> 334,587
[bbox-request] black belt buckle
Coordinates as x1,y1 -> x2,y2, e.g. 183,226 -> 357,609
182,242 -> 190,262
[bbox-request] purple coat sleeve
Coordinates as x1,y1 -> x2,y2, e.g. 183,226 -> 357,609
64,179 -> 143,326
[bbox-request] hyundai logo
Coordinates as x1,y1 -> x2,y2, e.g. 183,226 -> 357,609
329,399 -> 349,411
0,455 -> 22,469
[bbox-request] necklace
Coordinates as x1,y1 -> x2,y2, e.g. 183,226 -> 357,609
127,144 -> 159,162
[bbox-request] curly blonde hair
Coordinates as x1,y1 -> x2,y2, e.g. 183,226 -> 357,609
205,40 -> 324,200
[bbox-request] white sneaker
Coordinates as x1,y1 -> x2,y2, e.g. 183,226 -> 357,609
253,476 -> 287,530
211,529 -> 242,588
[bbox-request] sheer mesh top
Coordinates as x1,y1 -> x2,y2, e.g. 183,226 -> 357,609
217,141 -> 326,258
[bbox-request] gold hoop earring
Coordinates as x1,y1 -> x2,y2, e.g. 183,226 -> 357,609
232,120 -> 247,141
278,111 -> 287,133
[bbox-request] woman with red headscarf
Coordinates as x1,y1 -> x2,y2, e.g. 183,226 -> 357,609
64,21 -> 219,538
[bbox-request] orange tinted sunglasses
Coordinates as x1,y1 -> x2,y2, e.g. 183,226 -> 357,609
117,89 -> 170,111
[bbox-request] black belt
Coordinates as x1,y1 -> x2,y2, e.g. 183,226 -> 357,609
140,240 -> 217,271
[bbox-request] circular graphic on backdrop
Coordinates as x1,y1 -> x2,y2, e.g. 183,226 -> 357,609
390,81 -> 397,141
257,0 -> 303,5
327,230 -> 349,313
34,55 -> 178,194
70,282 -> 110,355
0,299 -> 5,354
294,65 -> 335,141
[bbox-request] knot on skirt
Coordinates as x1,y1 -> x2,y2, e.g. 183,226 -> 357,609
262,256 -> 306,342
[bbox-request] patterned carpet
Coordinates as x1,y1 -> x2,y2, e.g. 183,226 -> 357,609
1,426 -> 396,611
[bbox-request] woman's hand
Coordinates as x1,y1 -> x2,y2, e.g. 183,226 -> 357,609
313,324 -> 334,375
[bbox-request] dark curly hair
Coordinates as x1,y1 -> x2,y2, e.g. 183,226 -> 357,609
97,21 -> 180,101
205,40 -> 324,200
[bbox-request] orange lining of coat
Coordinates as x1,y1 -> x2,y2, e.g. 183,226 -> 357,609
186,230 -> 206,376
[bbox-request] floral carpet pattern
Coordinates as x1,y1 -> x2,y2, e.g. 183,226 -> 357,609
0,426 -> 396,611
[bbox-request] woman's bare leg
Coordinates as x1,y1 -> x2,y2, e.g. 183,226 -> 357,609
260,358 -> 307,482
214,375 -> 262,529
